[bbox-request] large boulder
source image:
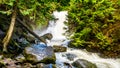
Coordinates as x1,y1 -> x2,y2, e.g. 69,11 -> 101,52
72,59 -> 97,68
53,45 -> 67,52
23,44 -> 56,64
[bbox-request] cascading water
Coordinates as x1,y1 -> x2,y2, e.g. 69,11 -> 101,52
34,11 -> 120,68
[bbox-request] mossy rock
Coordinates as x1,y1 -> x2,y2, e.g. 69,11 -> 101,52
36,63 -> 56,68
23,46 -> 56,64
23,47 -> 38,63
40,54 -> 56,64
72,59 -> 97,68
41,33 -> 53,40
53,45 -> 67,52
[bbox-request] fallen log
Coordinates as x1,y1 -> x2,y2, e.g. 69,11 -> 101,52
17,18 -> 47,44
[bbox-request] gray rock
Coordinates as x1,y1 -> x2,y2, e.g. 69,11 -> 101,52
53,45 -> 67,52
42,33 -> 53,40
66,53 -> 77,61
72,59 -> 97,68
37,33 -> 53,44
23,44 -> 56,64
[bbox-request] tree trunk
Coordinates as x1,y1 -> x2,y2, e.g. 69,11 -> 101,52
2,1 -> 18,52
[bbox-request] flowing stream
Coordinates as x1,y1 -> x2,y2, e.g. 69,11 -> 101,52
34,11 -> 120,68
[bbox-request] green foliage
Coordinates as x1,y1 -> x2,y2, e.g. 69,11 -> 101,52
0,0 -> 59,27
74,28 -> 92,40
67,0 -> 116,50
118,0 -> 120,5
96,32 -> 110,49
0,0 -> 15,15
96,32 -> 106,41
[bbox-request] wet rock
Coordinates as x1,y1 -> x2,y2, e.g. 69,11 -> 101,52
42,33 -> 53,40
15,54 -> 25,62
66,53 -> 77,61
53,45 -> 67,52
72,59 -> 97,68
36,63 -> 56,68
23,44 -> 56,64
39,33 -> 53,43
22,63 -> 33,68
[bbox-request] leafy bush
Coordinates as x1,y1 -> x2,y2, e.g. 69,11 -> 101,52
67,0 -> 116,50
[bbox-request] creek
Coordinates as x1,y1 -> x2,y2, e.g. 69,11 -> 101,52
34,11 -> 120,68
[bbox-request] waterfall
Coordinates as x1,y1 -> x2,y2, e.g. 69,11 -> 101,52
34,11 -> 120,68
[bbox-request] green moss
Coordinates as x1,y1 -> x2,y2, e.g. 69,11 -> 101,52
40,54 -> 56,64
23,49 -> 37,63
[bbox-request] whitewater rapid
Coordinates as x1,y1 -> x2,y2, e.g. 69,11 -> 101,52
35,11 -> 120,68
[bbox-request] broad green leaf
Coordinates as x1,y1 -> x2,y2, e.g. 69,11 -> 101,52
92,0 -> 96,3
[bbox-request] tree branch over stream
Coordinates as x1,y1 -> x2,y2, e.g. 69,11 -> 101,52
16,18 -> 47,44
